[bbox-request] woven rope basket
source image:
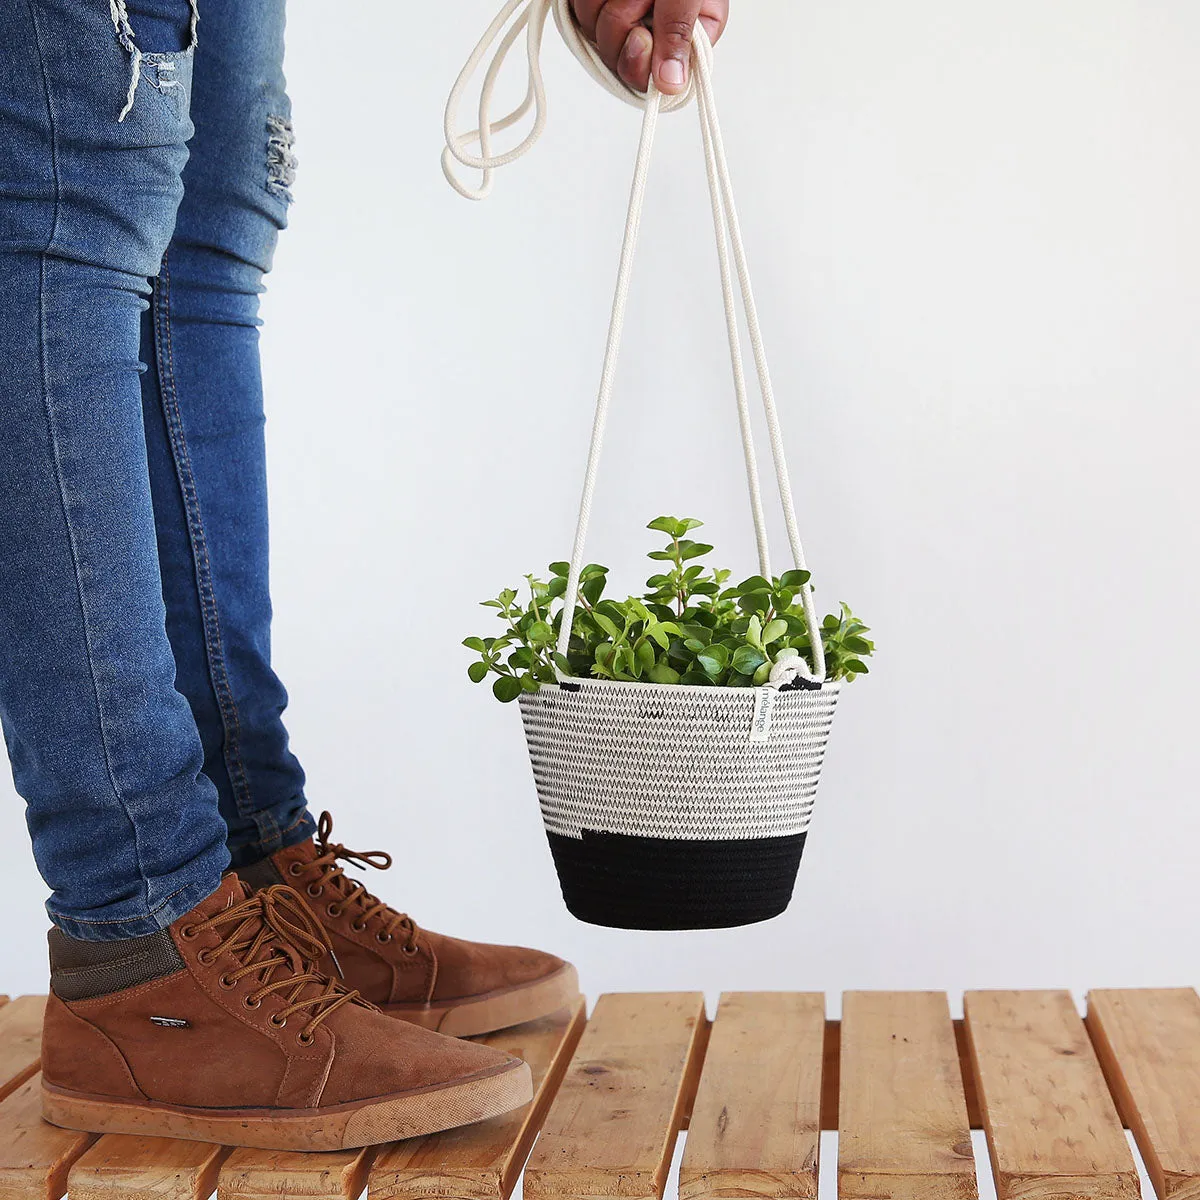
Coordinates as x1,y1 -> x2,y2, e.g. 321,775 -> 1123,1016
520,680 -> 840,929
447,12 -> 847,929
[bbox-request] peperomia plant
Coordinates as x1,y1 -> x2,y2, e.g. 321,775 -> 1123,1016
464,517 -> 874,703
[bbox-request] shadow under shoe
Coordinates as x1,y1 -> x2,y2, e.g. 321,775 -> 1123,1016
41,876 -> 532,1150
238,812 -> 580,1037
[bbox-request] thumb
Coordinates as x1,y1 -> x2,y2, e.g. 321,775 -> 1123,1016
649,0 -> 700,95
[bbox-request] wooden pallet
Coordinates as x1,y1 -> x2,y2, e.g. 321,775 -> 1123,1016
1,989 -> 1197,1200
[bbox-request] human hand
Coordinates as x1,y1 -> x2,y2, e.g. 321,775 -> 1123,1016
570,0 -> 729,96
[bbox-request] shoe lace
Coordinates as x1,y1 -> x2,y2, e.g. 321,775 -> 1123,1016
182,883 -> 369,1041
298,812 -> 421,954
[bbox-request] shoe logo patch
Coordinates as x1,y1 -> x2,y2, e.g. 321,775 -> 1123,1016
149,1016 -> 191,1029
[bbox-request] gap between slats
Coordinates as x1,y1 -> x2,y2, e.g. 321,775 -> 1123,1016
0,992 -> 1181,1200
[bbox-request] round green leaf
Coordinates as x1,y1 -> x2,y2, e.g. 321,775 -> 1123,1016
492,676 -> 522,703
762,619 -> 789,645
732,646 -> 767,674
468,661 -> 489,683
636,641 -> 656,672
648,663 -> 682,684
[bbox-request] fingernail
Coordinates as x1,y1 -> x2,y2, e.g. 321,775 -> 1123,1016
659,58 -> 686,88
621,27 -> 652,71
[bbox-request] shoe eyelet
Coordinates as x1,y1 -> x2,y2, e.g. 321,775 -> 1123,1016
180,924 -> 198,940
350,921 -> 367,933
288,862 -> 304,876
298,1031 -> 315,1046
306,884 -> 323,898
219,974 -> 236,990
402,944 -> 419,957
197,949 -> 217,966
326,904 -> 342,918
244,995 -> 262,1010
376,932 -> 392,944
269,1013 -> 287,1028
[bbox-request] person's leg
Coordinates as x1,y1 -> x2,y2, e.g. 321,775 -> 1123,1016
140,0 -> 313,869
0,0 -> 229,938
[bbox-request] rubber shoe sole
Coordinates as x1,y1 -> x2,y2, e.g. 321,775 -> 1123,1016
42,1058 -> 532,1151
383,964 -> 580,1037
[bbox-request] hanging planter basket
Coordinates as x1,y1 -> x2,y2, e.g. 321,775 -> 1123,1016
447,5 -> 848,930
520,679 -> 840,929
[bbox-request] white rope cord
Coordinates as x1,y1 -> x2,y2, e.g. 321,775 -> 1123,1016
444,7 -> 825,682
442,0 -> 699,200
692,35 -> 826,679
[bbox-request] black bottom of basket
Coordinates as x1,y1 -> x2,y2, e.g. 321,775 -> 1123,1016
546,829 -> 807,931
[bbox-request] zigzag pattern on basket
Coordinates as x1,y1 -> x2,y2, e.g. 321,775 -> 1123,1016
519,682 -> 840,841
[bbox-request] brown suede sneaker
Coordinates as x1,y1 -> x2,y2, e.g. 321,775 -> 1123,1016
237,813 -> 579,1037
41,876 -> 532,1150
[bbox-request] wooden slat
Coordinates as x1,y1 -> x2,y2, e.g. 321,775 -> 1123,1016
0,1073 -> 95,1200
0,998 -> 46,1102
820,1020 -> 982,1132
679,992 -> 825,1200
1087,989 -> 1200,1200
524,992 -> 708,1200
69,1135 -> 230,1200
369,1000 -> 586,1200
838,992 -> 977,1200
218,1146 -> 375,1200
965,990 -> 1139,1200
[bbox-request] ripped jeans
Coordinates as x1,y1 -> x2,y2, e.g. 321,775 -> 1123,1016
0,0 -> 315,939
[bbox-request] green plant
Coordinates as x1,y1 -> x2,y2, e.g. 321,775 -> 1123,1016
464,517 -> 874,703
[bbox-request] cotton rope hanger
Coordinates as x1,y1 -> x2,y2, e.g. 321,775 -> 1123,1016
444,2 -> 828,685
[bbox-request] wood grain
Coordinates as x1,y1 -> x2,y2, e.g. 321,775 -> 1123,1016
0,998 -> 46,1102
218,1145 -> 376,1200
821,1020 -> 981,1132
0,1073 -> 95,1200
524,992 -> 708,1200
69,1135 -> 230,1200
679,992 -> 825,1200
838,992 -> 977,1200
1087,988 -> 1200,1200
965,990 -> 1139,1200
369,1000 -> 586,1200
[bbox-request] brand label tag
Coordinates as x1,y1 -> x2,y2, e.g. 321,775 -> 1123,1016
750,686 -> 776,744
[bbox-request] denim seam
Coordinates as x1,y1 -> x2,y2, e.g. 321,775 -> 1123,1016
28,0 -> 60,255
46,877 -> 199,926
152,257 -> 261,834
49,876 -> 219,940
29,0 -> 152,916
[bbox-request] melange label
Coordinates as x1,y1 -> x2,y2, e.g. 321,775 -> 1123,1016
750,686 -> 776,743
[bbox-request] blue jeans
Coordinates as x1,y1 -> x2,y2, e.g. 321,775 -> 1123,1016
0,0 -> 316,939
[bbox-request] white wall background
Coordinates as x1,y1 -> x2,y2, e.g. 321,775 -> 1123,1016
2,0 -> 1198,1007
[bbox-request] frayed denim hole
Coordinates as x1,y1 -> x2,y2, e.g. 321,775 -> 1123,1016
109,0 -> 199,121
266,115 -> 297,204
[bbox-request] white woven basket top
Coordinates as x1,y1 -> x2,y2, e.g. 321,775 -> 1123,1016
519,679 -> 841,842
